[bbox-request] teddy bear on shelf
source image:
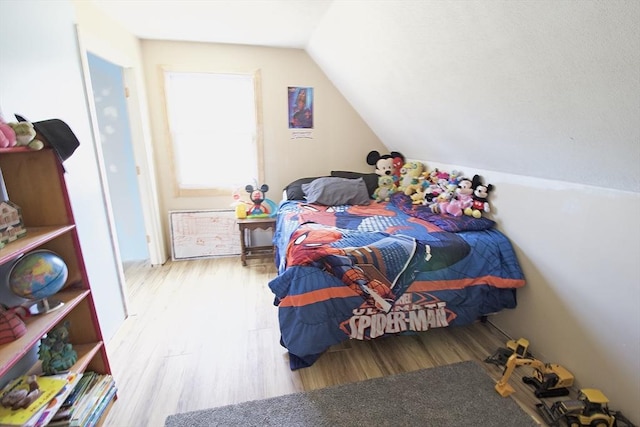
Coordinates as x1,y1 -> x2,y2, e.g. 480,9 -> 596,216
373,175 -> 397,202
8,121 -> 44,150
464,174 -> 494,218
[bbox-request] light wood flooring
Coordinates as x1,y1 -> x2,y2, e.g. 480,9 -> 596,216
102,256 -> 545,426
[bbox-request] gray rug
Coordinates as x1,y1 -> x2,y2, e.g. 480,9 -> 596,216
165,361 -> 538,427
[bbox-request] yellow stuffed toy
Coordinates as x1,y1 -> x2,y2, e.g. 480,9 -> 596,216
8,121 -> 44,150
398,161 -> 425,196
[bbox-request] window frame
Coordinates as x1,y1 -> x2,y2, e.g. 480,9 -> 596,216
160,66 -> 264,198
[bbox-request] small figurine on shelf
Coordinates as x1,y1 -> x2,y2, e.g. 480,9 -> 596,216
38,322 -> 77,375
0,374 -> 41,410
0,167 -> 27,246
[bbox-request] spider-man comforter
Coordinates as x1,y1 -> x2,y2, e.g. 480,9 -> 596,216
268,193 -> 525,370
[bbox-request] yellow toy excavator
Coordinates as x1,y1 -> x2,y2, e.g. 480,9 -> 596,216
494,338 -> 574,398
536,388 -> 637,427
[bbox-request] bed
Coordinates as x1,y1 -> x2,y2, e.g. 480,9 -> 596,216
268,172 -> 525,370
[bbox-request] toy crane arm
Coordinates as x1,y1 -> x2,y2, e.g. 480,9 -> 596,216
495,353 -> 545,397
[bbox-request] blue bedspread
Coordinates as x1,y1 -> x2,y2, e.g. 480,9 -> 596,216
268,193 -> 525,369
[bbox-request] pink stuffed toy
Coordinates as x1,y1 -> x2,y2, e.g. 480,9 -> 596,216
0,119 -> 17,148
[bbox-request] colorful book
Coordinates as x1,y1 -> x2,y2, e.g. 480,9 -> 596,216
46,373 -> 99,426
0,375 -> 68,427
28,372 -> 82,427
69,375 -> 113,427
84,384 -> 116,427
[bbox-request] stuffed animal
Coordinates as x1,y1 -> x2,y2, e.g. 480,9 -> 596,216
366,150 -> 405,184
245,183 -> 270,217
398,161 -> 425,196
443,180 -> 474,216
0,119 -> 16,148
8,121 -> 44,150
373,175 -> 397,202
464,175 -> 493,218
38,322 -> 77,375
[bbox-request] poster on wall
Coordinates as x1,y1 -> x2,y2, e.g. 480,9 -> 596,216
288,86 -> 313,130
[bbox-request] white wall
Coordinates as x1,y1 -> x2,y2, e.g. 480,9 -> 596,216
140,40 -> 387,252
0,1 -> 126,341
309,0 -> 640,193
425,159 -> 640,423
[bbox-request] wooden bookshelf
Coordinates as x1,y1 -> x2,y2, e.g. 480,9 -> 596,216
0,148 -> 115,422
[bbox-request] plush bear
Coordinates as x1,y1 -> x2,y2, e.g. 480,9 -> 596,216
398,161 -> 425,196
373,175 -> 397,202
8,121 -> 44,150
464,175 -> 493,218
366,150 -> 405,184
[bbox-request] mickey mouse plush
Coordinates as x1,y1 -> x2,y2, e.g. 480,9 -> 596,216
245,184 -> 269,216
464,175 -> 493,218
366,150 -> 405,184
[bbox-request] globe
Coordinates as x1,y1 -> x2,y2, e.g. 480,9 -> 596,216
8,250 -> 68,314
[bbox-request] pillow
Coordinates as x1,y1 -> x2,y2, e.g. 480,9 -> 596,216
302,177 -> 371,206
330,171 -> 379,198
284,176 -> 324,200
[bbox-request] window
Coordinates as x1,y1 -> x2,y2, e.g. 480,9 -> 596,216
163,70 -> 263,196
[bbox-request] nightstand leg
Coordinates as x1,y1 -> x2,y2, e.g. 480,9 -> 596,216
240,226 -> 248,266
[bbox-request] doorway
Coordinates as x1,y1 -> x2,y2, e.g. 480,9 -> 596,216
86,53 -> 149,263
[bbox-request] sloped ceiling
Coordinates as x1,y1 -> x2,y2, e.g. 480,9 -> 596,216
90,0 -> 639,192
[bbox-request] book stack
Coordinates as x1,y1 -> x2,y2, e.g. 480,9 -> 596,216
46,372 -> 116,427
0,372 -> 116,427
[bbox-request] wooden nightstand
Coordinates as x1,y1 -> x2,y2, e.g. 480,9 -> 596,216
237,217 -> 276,266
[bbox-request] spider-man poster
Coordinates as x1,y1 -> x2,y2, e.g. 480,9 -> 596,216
288,86 -> 313,129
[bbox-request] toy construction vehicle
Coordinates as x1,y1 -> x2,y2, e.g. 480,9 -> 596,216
536,388 -> 636,427
485,337 -> 533,367
494,338 -> 574,398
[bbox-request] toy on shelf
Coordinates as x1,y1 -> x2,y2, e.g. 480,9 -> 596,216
7,121 -> 44,150
493,337 -> 574,398
38,322 -> 78,375
0,118 -> 17,148
0,167 -> 27,245
0,374 -> 41,410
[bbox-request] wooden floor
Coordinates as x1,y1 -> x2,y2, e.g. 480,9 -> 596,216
102,256 -> 545,426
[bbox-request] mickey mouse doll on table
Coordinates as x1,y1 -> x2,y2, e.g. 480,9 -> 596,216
245,184 -> 270,217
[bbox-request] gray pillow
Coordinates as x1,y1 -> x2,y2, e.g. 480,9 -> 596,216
302,177 -> 371,206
